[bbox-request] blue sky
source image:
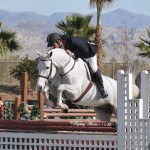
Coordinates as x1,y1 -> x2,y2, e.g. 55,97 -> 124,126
0,0 -> 150,16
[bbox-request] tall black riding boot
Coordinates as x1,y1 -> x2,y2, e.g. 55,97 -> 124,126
93,69 -> 108,99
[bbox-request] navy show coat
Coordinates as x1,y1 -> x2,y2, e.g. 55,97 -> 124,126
64,37 -> 97,59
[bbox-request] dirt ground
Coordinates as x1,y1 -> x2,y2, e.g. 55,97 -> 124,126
0,83 -> 37,101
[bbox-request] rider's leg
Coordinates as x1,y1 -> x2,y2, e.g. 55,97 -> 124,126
93,69 -> 108,98
88,55 -> 108,99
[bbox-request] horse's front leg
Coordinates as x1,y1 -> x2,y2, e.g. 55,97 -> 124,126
43,92 -> 57,108
43,84 -> 57,108
57,84 -> 78,112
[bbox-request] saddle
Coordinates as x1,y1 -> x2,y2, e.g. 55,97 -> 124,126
83,59 -> 95,82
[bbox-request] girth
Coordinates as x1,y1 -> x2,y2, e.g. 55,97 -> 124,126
73,81 -> 93,103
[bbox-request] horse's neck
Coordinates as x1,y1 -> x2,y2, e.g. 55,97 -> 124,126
52,50 -> 71,68
51,50 -> 91,83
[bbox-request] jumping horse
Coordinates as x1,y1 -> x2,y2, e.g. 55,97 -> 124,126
36,48 -> 139,121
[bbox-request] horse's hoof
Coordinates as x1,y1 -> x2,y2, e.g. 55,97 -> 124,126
63,109 -> 68,113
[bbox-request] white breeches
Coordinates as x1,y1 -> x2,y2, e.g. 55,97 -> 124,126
88,54 -> 98,73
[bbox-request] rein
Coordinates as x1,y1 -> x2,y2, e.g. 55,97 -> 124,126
60,59 -> 76,76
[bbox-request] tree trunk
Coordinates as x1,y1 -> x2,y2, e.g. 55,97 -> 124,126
96,25 -> 103,72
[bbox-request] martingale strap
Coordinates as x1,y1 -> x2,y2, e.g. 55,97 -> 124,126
73,81 -> 93,103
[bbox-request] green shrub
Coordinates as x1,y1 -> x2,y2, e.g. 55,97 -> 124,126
30,101 -> 40,120
10,55 -> 38,90
19,102 -> 30,120
4,100 -> 14,120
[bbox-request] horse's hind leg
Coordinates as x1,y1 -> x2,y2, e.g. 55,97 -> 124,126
94,105 -> 113,121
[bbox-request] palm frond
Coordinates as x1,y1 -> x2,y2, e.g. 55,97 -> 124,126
0,26 -> 21,55
0,22 -> 2,29
134,42 -> 150,52
133,28 -> 150,58
146,28 -> 150,37
7,39 -> 21,52
56,14 -> 96,40
89,0 -> 117,9
139,37 -> 150,46
0,30 -> 15,41
138,51 -> 150,58
0,41 -> 7,55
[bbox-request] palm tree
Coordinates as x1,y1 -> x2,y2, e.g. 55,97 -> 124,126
89,0 -> 117,71
133,29 -> 150,58
56,15 -> 96,110
0,22 -> 20,55
56,14 -> 96,41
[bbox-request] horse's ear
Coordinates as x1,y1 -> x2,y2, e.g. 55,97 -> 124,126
49,51 -> 53,57
36,49 -> 43,57
45,51 -> 53,59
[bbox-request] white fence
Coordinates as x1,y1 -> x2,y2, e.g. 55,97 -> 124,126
0,70 -> 150,150
0,132 -> 117,150
117,70 -> 150,150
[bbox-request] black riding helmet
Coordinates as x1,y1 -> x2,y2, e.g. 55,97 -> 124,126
47,33 -> 61,47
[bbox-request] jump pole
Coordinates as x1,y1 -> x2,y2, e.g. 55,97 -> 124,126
0,120 -> 117,132
38,91 -> 44,120
21,71 -> 44,120
21,72 -> 28,103
0,96 -> 4,119
14,97 -> 21,120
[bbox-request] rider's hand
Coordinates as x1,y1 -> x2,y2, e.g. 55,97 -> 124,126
66,50 -> 75,58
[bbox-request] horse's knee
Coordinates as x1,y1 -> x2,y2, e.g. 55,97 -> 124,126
57,85 -> 65,92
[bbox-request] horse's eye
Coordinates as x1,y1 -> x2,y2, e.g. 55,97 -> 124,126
46,66 -> 49,69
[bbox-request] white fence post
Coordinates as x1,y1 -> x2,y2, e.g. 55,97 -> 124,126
117,70 -> 125,149
117,70 -> 150,149
117,70 -> 133,149
140,70 -> 150,148
140,70 -> 150,118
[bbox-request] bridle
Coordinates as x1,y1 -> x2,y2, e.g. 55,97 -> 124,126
38,56 -> 75,82
38,59 -> 54,81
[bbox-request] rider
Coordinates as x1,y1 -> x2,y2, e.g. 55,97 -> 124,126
46,33 -> 108,99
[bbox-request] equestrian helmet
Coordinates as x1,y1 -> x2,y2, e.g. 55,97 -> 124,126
47,33 -> 61,47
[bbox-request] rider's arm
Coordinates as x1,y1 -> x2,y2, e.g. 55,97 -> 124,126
66,49 -> 75,58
